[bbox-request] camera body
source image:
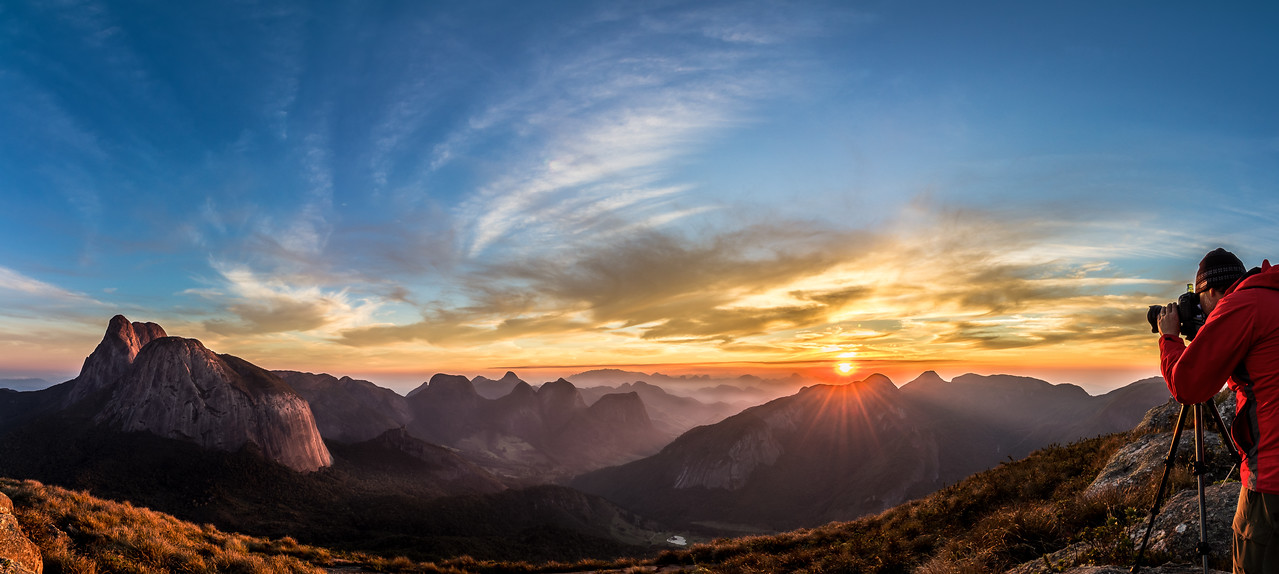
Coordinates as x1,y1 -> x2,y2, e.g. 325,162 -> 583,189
1147,290 -> 1206,341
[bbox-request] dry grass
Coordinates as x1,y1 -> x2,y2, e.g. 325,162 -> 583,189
0,477 -> 647,574
0,429 -> 1195,574
651,432 -> 1183,573
0,477 -> 330,574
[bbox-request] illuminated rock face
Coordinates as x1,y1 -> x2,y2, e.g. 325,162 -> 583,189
67,316 -> 333,473
65,314 -> 167,405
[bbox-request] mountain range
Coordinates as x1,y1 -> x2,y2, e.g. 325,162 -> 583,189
0,316 -> 669,560
0,314 -> 1172,559
573,371 -> 1169,532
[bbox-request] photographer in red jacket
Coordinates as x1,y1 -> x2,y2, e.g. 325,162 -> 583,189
1159,248 -> 1279,573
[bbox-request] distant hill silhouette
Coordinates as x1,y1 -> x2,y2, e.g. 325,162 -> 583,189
472,371 -> 526,399
0,378 -> 51,392
404,375 -> 668,479
579,380 -> 742,440
567,369 -> 798,406
276,371 -> 414,443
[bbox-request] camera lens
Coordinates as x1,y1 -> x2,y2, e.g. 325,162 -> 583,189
1147,305 -> 1163,333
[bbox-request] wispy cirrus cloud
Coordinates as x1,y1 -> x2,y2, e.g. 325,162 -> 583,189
446,5 -> 828,258
0,266 -> 101,306
190,262 -> 380,337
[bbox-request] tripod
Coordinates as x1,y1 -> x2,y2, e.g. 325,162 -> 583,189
1132,401 -> 1241,574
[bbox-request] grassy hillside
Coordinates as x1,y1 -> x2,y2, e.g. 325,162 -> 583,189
0,477 -> 650,574
0,415 -> 665,563
1,477 -> 328,574
650,432 -> 1202,573
2,428 -> 1212,574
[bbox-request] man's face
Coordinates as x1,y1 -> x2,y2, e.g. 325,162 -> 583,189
1198,287 -> 1224,315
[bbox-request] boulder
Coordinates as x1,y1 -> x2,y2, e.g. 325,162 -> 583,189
1128,483 -> 1237,563
1086,395 -> 1237,497
0,493 -> 40,574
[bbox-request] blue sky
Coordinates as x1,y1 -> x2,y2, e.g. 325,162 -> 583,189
1,1 -> 1277,392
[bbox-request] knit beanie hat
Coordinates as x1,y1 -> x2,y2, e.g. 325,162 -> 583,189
1196,248 -> 1246,292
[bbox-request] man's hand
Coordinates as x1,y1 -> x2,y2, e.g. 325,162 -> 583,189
1158,303 -> 1181,337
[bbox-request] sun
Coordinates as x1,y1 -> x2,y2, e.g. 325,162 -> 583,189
836,362 -> 855,376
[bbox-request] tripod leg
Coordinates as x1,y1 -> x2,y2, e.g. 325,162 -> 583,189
1195,403 -> 1210,574
1132,403 -> 1191,573
1204,398 -> 1243,468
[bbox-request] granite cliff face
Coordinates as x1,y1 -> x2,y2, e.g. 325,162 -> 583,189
62,316 -> 332,473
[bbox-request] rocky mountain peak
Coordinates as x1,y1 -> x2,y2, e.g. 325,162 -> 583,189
66,314 -> 167,404
54,316 -> 333,473
498,371 -> 523,384
92,334 -> 332,472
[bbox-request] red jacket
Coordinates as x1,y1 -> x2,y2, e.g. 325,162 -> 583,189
1161,260 -> 1279,493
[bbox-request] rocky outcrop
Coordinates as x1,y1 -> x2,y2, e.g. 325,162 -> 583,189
1130,483 -> 1236,560
1006,482 -> 1237,574
64,314 -> 166,405
1011,564 -> 1227,574
92,337 -> 332,472
1085,395 -> 1236,497
1026,393 -> 1242,574
0,493 -> 40,574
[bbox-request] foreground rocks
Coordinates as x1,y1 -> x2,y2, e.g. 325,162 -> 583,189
1052,568 -> 1227,574
0,493 -> 40,574
1086,396 -> 1237,497
1133,483 -> 1237,560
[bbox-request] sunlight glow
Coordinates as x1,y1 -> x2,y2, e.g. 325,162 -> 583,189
836,362 -> 855,375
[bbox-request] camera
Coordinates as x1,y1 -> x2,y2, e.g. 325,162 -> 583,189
1147,288 -> 1206,341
